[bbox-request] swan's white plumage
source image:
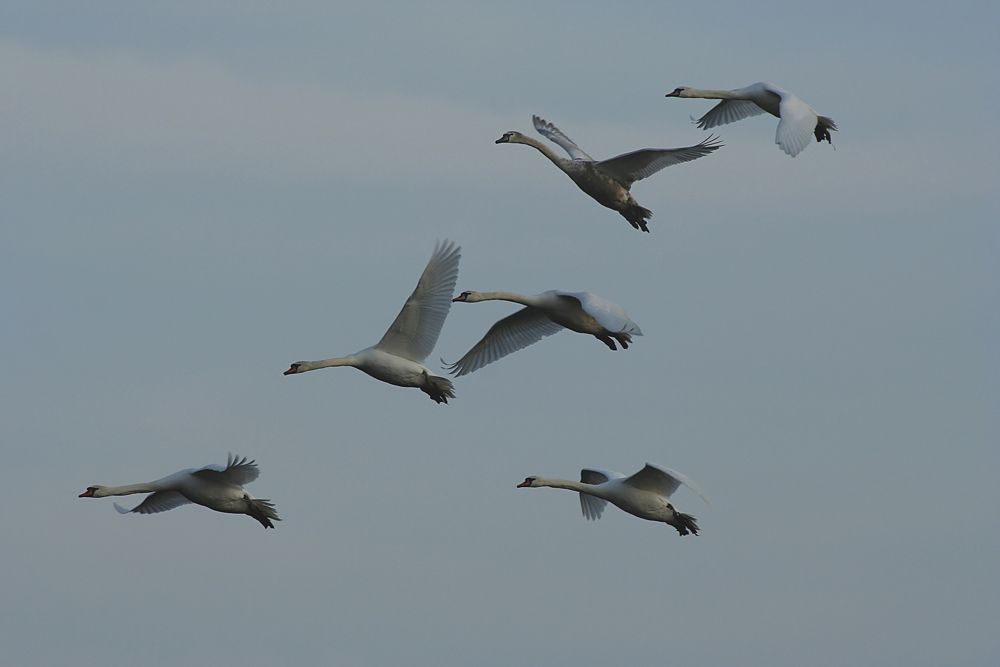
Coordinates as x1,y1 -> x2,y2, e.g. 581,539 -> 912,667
115,490 -> 190,515
82,454 -> 280,528
445,290 -> 642,377
285,240 -> 461,403
667,82 -> 835,157
622,463 -> 711,506
578,468 -> 625,520
518,463 -> 710,535
376,240 -> 461,362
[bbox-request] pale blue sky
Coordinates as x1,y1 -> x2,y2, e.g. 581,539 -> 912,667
2,2 -> 997,666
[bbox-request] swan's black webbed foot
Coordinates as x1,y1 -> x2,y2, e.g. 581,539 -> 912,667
596,335 -> 618,351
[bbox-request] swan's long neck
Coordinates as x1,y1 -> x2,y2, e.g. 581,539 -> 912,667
513,136 -> 572,168
681,88 -> 742,100
297,356 -> 357,372
466,292 -> 539,307
97,482 -> 162,497
535,478 -> 609,498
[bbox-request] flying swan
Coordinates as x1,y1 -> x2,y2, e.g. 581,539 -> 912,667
517,463 -> 710,536
79,454 -> 280,528
284,240 -> 461,404
496,115 -> 721,232
444,290 -> 642,376
666,82 -> 836,157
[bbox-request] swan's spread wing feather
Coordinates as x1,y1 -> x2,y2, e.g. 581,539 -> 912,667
444,307 -> 564,376
192,453 -> 260,487
558,292 -> 643,336
578,468 -> 624,520
579,493 -> 608,521
532,115 -> 593,161
624,464 -> 711,505
594,136 -> 722,186
377,240 -> 461,362
694,99 -> 768,129
775,93 -> 818,157
116,491 -> 192,515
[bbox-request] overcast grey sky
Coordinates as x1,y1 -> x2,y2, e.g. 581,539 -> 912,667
2,2 -> 997,665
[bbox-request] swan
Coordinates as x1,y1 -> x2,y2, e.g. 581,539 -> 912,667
517,463 -> 710,536
666,82 -> 836,157
79,454 -> 280,528
444,290 -> 642,376
496,115 -> 722,232
284,240 -> 461,404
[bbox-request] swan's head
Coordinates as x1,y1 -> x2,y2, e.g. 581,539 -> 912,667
665,87 -> 692,98
517,476 -> 541,488
79,485 -> 107,498
283,363 -> 304,375
495,131 -> 525,145
453,290 -> 482,303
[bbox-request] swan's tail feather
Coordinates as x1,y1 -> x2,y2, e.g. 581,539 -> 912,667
246,497 -> 280,529
815,116 -> 837,144
670,511 -> 700,536
620,203 -> 652,233
423,374 -> 455,404
113,502 -> 134,514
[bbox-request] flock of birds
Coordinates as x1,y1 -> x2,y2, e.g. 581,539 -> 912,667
80,82 -> 836,536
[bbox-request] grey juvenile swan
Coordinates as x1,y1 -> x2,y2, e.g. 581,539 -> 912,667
666,82 -> 836,157
496,115 -> 722,232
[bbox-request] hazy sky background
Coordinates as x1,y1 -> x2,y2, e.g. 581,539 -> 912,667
2,2 -> 997,665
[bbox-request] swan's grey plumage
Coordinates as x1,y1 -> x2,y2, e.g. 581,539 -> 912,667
518,463 -> 710,536
496,115 -> 721,232
284,240 -> 461,404
666,82 -> 836,157
80,454 -> 280,529
444,290 -> 642,376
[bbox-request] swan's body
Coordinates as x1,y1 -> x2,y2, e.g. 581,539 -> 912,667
284,240 -> 461,403
496,115 -> 722,232
666,82 -> 836,157
518,463 -> 709,536
79,454 -> 280,528
445,290 -> 642,376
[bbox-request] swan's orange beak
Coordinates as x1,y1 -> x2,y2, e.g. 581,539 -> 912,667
283,364 -> 299,375
79,489 -> 94,497
517,480 -> 531,488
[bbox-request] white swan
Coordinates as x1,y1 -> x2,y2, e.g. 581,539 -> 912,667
496,115 -> 722,232
517,463 -> 710,536
666,82 -> 836,157
79,454 -> 280,529
444,290 -> 642,376
284,240 -> 461,404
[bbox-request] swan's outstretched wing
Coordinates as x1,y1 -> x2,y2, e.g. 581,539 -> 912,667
533,115 -> 594,161
377,240 -> 461,362
694,99 -> 769,130
774,91 -> 818,157
192,453 -> 260,487
594,136 -> 722,186
578,468 -> 625,520
443,307 -> 564,376
623,463 -> 711,505
114,491 -> 192,515
557,292 -> 643,336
